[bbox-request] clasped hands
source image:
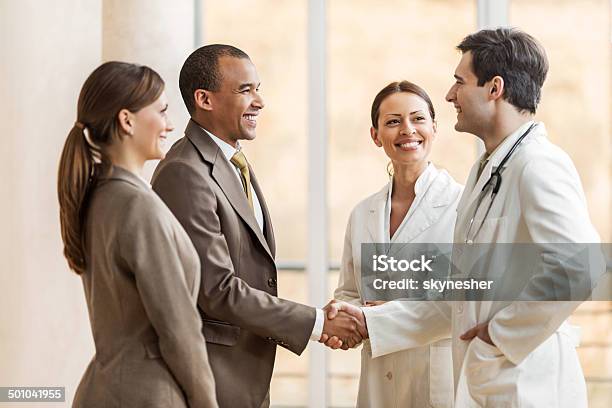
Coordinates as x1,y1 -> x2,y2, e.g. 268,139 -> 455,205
318,300 -> 494,350
318,300 -> 384,350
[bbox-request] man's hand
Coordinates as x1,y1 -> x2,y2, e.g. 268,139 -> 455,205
460,322 -> 494,345
364,300 -> 386,307
319,300 -> 368,350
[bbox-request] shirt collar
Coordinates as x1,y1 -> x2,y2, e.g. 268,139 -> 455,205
199,125 -> 241,161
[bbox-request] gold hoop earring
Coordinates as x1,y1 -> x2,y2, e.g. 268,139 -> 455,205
386,161 -> 394,178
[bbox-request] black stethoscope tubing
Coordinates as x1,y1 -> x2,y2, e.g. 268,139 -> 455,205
464,122 -> 537,244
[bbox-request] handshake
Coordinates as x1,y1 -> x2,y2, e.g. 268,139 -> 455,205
318,300 -> 385,350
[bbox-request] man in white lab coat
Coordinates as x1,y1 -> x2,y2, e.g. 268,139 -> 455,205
326,28 -> 600,407
443,27 -> 599,407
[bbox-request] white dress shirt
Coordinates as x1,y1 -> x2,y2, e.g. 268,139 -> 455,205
206,130 -> 265,231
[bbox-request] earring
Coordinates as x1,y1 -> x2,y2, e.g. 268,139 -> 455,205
386,161 -> 394,178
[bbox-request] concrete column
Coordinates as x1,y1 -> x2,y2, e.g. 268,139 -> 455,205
477,0 -> 509,29
102,0 -> 195,180
307,0 -> 328,406
0,0 -> 102,405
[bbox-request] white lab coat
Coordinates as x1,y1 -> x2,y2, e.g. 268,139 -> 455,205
450,121 -> 599,408
335,163 -> 463,408
363,122 -> 600,407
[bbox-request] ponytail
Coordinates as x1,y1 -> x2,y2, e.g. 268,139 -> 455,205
58,61 -> 165,274
57,123 -> 100,274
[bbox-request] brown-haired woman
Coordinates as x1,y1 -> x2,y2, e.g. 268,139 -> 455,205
58,61 -> 218,408
330,81 -> 462,407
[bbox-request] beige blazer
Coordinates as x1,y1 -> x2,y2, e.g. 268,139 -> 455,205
152,120 -> 316,408
335,164 -> 462,408
74,166 -> 217,408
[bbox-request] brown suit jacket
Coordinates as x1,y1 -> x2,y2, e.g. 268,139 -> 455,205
152,120 -> 316,408
74,166 -> 217,408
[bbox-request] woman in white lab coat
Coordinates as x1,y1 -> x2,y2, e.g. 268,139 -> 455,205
333,81 -> 462,408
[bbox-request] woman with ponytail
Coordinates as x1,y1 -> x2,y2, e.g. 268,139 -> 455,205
58,61 -> 218,408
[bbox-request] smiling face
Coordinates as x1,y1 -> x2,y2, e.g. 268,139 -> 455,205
207,56 -> 264,146
371,92 -> 436,168
129,91 -> 173,161
445,51 -> 493,136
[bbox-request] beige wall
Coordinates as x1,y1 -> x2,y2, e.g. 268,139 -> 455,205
102,0 -> 194,180
0,0 -> 101,404
0,1 -> 193,405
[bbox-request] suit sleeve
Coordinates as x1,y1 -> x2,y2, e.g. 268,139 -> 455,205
489,151 -> 601,365
119,192 -> 218,408
152,161 -> 316,355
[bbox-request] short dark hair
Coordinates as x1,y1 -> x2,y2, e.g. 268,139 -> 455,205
457,27 -> 548,114
179,44 -> 250,114
371,80 -> 436,129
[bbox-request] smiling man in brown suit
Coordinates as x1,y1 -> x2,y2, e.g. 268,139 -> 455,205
152,45 -> 366,407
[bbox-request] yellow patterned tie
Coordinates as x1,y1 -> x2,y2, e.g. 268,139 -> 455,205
230,150 -> 254,210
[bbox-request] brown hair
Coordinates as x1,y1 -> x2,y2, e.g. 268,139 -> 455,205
57,61 -> 164,274
371,80 -> 436,129
457,28 -> 548,114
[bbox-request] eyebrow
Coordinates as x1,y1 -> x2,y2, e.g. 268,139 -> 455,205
383,110 -> 425,117
237,82 -> 260,89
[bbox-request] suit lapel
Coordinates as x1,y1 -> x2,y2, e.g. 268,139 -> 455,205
185,120 -> 273,260
250,169 -> 275,258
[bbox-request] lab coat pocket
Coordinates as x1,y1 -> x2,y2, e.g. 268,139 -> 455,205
429,338 -> 453,407
471,336 -> 504,358
474,216 -> 508,243
464,337 -> 517,407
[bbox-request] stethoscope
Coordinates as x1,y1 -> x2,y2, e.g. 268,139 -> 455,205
464,123 -> 537,244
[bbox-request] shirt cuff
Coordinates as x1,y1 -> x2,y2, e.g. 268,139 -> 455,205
309,308 -> 324,341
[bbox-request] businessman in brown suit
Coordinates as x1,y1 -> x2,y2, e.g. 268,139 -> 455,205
152,45 -> 365,407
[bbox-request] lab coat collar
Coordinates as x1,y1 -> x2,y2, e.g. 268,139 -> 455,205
462,121 -> 543,210
387,162 -> 437,202
367,163 -> 454,243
